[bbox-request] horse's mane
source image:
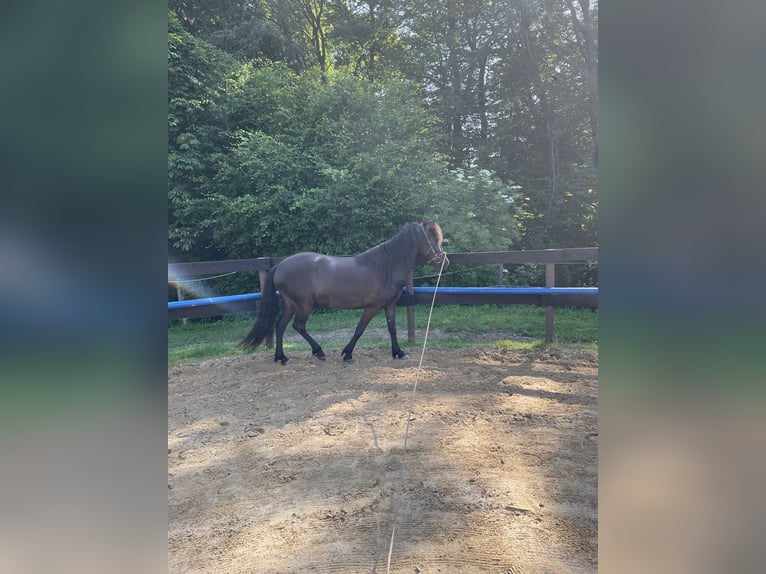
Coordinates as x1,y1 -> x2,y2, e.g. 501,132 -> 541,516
355,223 -> 420,267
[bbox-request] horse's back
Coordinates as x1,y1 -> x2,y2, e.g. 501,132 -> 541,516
273,252 -> 323,286
274,252 -> 386,309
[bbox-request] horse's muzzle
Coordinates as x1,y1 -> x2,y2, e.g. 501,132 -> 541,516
434,252 -> 449,268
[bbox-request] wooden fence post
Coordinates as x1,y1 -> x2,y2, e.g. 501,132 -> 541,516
406,271 -> 415,343
176,287 -> 188,324
545,263 -> 555,343
496,263 -> 505,309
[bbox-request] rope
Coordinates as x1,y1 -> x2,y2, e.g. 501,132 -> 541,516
385,255 -> 447,573
170,271 -> 239,283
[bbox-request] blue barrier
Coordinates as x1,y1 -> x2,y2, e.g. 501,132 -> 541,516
168,292 -> 262,310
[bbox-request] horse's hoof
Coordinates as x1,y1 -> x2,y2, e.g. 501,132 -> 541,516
275,356 -> 290,365
342,355 -> 354,364
314,353 -> 326,361
397,353 -> 409,360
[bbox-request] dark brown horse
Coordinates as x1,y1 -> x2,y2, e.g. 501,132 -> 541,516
240,222 -> 448,364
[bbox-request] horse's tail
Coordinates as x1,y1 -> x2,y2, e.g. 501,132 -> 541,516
240,265 -> 279,350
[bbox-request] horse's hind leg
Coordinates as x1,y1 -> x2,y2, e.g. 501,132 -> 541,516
274,300 -> 295,365
292,308 -> 325,360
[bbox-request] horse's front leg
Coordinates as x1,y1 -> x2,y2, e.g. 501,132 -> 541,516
384,301 -> 408,360
341,307 -> 379,363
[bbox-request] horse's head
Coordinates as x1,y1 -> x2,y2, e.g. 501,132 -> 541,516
419,221 -> 449,269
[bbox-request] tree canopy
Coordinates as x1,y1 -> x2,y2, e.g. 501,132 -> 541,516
168,1 -> 597,287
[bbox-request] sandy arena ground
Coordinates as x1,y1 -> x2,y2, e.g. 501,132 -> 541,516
168,343 -> 597,573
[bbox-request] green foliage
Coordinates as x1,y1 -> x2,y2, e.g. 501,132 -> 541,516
168,51 -> 515,262
168,11 -> 237,257
170,0 -> 309,68
429,167 -> 520,250
328,0 -> 407,81
414,166 -> 521,286
167,2 -> 597,279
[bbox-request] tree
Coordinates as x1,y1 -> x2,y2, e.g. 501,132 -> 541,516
480,0 -> 597,251
300,0 -> 330,72
416,166 -> 522,286
563,0 -> 598,165
168,10 -> 236,257
167,0 -> 598,285
329,0 -> 406,81
170,0 -> 313,70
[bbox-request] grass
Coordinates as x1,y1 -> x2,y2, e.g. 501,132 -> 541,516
168,305 -> 597,366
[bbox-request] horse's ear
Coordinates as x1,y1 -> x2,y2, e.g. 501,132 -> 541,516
422,220 -> 443,243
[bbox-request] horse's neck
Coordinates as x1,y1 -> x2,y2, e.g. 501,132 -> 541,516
357,229 -> 419,273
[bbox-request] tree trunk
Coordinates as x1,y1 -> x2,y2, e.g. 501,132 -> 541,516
565,0 -> 598,166
446,0 -> 464,167
301,0 -> 327,73
477,47 -> 489,142
517,0 -> 558,237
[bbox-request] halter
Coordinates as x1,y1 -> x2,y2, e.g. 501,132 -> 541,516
419,223 -> 447,265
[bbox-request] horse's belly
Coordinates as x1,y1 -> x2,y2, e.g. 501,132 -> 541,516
314,264 -> 395,309
315,284 -> 380,309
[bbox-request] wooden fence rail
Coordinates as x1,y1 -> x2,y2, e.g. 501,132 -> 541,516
169,248 -> 598,343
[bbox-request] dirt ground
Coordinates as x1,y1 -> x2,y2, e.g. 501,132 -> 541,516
168,343 -> 597,573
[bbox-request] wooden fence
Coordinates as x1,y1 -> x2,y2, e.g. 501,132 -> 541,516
169,247 -> 597,343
